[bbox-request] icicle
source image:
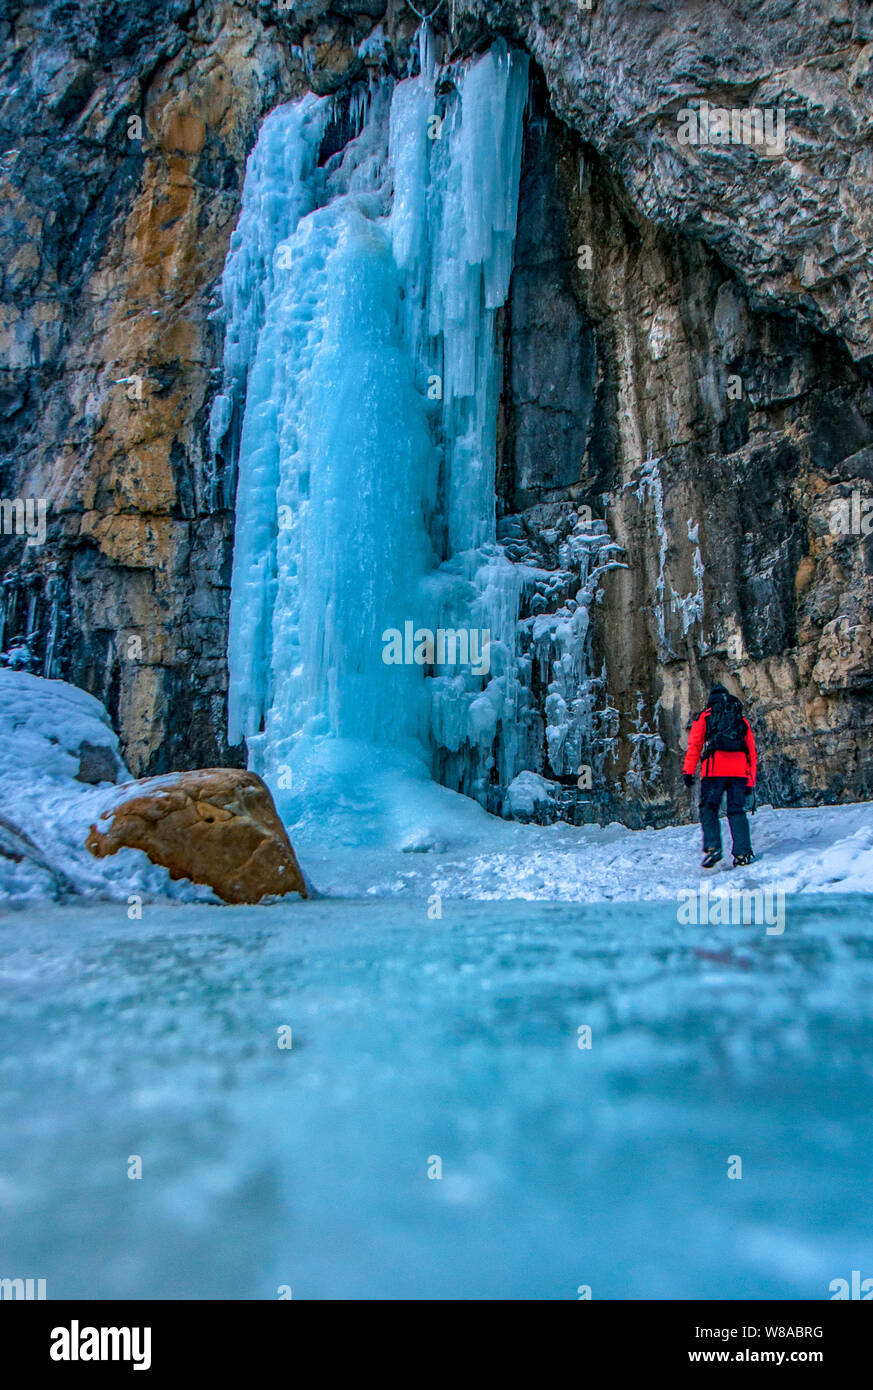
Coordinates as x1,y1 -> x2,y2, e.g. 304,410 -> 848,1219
349,83 -> 368,136
42,577 -> 62,680
418,21 -> 435,83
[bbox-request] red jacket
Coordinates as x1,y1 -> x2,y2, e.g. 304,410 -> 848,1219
683,708 -> 757,785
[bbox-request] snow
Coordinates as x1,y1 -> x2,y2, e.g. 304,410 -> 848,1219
295,797 -> 873,908
357,24 -> 387,62
503,770 -> 560,819
0,672 -> 213,906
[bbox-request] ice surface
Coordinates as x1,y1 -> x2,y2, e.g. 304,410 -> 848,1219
2,890 -> 872,1297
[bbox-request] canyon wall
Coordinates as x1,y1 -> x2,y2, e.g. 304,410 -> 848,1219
1,0 -> 871,818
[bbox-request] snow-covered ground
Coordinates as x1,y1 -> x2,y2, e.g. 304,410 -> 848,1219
0,671 -> 211,905
301,801 -> 873,905
1,670 -> 872,909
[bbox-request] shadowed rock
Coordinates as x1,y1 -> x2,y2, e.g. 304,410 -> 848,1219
86,769 -> 308,904
76,740 -> 124,786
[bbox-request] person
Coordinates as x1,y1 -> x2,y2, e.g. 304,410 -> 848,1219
682,683 -> 757,869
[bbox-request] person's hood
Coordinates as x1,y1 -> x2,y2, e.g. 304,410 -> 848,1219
707,683 -> 731,705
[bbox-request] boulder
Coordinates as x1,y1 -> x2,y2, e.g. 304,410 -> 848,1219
86,769 -> 308,904
76,740 -> 124,785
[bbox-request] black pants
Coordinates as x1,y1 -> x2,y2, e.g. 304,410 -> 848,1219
699,776 -> 752,856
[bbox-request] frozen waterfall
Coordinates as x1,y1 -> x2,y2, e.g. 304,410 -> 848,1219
213,39 -> 620,843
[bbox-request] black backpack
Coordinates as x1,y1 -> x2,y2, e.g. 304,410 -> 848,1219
702,690 -> 748,764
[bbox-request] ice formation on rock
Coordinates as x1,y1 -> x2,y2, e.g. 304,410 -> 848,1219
215,36 -> 626,834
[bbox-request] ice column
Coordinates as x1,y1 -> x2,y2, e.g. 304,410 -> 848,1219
218,44 -> 531,825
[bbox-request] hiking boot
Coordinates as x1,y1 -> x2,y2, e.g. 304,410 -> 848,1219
732,852 -> 756,868
701,848 -> 722,868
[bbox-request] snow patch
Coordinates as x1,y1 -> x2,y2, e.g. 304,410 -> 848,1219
0,672 -> 214,905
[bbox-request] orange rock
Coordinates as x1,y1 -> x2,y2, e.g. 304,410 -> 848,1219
86,769 -> 308,904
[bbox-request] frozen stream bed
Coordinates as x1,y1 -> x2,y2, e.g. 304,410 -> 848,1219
1,891 -> 872,1299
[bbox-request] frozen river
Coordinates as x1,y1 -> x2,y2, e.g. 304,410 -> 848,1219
1,891 -> 871,1299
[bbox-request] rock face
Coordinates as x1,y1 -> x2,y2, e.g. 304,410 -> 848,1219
485,0 -> 873,360
498,85 -> 873,820
0,0 -> 302,774
86,769 -> 308,902
2,1 -> 872,822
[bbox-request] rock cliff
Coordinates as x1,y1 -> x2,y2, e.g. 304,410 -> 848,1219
2,0 -> 871,819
